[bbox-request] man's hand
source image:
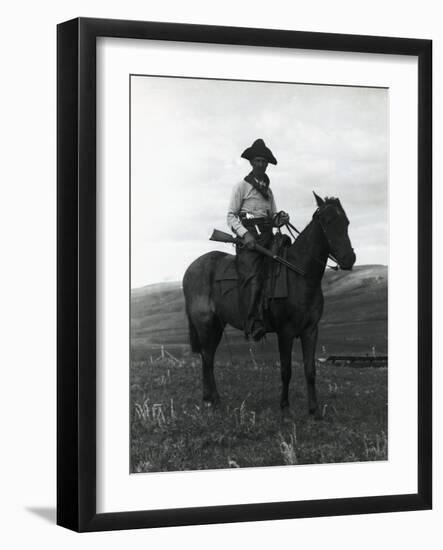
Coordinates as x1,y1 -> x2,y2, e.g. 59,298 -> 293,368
273,211 -> 290,227
242,231 -> 256,250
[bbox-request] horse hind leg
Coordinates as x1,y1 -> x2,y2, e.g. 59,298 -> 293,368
188,309 -> 224,405
200,316 -> 225,405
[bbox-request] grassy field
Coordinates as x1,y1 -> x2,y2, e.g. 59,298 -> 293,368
130,354 -> 387,473
130,265 -> 388,473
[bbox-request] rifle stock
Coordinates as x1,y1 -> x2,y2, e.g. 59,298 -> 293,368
209,229 -> 238,244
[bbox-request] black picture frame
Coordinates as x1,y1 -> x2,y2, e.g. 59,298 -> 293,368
57,17 -> 432,532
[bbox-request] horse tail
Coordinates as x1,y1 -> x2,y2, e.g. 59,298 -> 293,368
186,310 -> 201,353
182,250 -> 227,354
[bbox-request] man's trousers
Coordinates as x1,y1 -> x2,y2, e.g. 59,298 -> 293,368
235,230 -> 273,339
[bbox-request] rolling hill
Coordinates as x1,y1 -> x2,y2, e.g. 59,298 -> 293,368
131,264 -> 387,360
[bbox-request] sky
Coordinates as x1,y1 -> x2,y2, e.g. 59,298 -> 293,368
131,75 -> 388,288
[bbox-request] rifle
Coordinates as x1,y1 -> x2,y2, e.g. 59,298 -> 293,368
209,229 -> 306,276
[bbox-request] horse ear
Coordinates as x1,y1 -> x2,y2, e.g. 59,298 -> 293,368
313,191 -> 325,207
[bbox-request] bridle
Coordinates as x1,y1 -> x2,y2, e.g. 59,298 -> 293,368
276,210 -> 340,271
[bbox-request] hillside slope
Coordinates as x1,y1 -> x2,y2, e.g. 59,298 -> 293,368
131,265 -> 387,357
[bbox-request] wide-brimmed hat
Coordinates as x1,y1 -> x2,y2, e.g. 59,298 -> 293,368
241,138 -> 277,165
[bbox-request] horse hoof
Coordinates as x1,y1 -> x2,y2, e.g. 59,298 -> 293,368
281,407 -> 296,426
310,408 -> 323,420
212,394 -> 221,406
203,396 -> 220,408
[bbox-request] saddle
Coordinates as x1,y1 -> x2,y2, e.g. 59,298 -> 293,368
214,234 -> 290,301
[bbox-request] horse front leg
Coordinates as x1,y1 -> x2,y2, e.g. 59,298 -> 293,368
278,332 -> 294,409
300,326 -> 320,418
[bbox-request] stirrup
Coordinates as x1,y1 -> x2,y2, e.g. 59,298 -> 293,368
251,322 -> 266,342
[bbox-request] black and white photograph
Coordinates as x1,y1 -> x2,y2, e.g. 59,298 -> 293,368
130,75 -> 388,473
0,0 -> 437,544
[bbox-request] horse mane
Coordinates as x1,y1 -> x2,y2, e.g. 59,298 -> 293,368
323,196 -> 340,206
319,196 -> 345,214
319,196 -> 348,223
293,196 -> 346,244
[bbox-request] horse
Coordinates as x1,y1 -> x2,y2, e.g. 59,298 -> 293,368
182,193 -> 356,417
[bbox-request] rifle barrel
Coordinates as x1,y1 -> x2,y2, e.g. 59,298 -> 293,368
255,243 -> 305,276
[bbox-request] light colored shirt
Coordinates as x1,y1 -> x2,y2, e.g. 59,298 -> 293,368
227,179 -> 277,237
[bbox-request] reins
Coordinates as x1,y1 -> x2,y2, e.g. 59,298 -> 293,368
281,219 -> 339,271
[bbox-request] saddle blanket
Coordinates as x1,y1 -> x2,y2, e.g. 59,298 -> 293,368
214,250 -> 288,300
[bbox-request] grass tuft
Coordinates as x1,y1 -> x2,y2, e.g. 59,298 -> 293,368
278,424 -> 298,465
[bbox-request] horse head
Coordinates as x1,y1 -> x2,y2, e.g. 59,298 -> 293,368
313,192 -> 356,270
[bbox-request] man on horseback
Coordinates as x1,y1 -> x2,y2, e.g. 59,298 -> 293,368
227,139 -> 289,341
